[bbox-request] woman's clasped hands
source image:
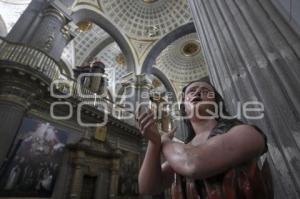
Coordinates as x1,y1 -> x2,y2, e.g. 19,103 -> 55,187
136,108 -> 177,147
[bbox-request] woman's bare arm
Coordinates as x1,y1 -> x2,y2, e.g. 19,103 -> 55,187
137,110 -> 174,194
162,125 -> 265,179
138,143 -> 174,194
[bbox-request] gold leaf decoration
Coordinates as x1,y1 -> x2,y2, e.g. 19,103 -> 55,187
152,78 -> 161,88
116,53 -> 125,65
76,21 -> 93,32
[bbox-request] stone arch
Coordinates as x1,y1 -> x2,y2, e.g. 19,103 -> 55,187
80,36 -> 114,65
71,7 -> 137,73
141,22 -> 196,73
151,67 -> 177,103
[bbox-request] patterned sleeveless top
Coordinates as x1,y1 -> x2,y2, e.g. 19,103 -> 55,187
171,119 -> 273,199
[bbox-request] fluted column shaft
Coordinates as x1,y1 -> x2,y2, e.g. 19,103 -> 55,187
188,0 -> 300,198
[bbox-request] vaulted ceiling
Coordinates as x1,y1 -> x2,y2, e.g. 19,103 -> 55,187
0,0 -> 208,101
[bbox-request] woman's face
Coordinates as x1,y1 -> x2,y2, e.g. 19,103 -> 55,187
184,82 -> 216,119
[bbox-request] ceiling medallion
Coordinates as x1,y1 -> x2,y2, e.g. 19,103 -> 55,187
116,53 -> 125,65
181,40 -> 200,57
76,21 -> 93,32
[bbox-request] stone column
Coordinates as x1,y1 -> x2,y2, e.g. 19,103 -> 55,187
0,101 -> 27,165
6,0 -> 48,42
7,1 -> 72,61
70,151 -> 85,199
188,0 -> 300,198
109,156 -> 120,199
70,165 -> 83,199
0,74 -> 42,167
120,73 -> 153,126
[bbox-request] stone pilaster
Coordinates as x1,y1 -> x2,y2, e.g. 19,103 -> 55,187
120,73 -> 153,126
188,0 -> 300,198
109,156 -> 121,199
69,151 -> 85,199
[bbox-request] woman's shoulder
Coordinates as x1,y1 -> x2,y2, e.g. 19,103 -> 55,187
210,119 -> 268,154
209,118 -> 244,138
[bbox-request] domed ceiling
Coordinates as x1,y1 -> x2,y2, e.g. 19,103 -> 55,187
73,24 -> 109,66
99,0 -> 192,40
154,33 -> 208,96
1,0 -> 209,101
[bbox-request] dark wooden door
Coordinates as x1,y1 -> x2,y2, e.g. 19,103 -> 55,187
81,175 -> 97,199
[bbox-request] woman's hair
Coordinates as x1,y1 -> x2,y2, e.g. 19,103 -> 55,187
180,77 -> 231,143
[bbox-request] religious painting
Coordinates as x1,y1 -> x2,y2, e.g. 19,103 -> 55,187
118,151 -> 139,197
0,117 -> 69,197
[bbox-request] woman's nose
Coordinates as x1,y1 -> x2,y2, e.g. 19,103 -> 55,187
194,88 -> 202,96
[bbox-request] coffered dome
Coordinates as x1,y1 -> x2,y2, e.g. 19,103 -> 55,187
155,33 -> 207,83
99,0 -> 192,40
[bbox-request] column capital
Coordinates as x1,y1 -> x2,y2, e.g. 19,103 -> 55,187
121,73 -> 153,89
0,76 -> 43,109
44,6 -> 68,25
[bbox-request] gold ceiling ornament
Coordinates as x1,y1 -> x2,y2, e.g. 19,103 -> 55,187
152,78 -> 161,88
181,40 -> 200,57
115,53 -> 125,65
75,21 -> 93,32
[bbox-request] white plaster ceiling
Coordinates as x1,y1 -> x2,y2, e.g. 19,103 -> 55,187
0,0 -> 32,33
154,33 -> 208,95
0,0 -> 208,99
99,0 -> 192,40
72,24 -> 109,67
